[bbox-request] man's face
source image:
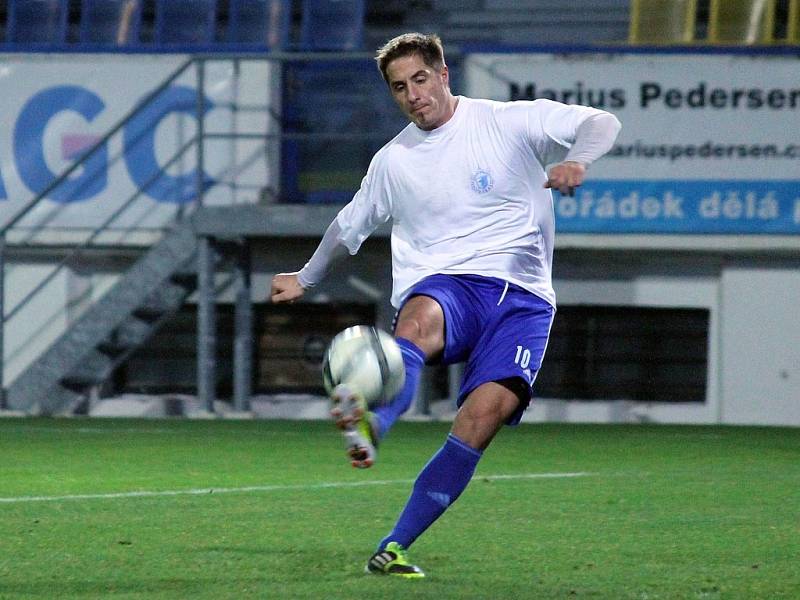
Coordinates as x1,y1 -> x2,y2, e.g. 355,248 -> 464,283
385,53 -> 452,131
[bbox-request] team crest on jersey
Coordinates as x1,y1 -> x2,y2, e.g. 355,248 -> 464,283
470,169 -> 494,194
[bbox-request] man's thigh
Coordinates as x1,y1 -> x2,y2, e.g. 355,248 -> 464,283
396,274 -> 497,363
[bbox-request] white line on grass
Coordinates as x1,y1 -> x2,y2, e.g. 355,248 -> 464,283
2,425 -> 308,437
0,472 -> 588,504
3,426 -> 180,435
3,426 -> 308,436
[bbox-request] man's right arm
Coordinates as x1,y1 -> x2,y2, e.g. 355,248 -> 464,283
270,219 -> 350,303
271,146 -> 393,304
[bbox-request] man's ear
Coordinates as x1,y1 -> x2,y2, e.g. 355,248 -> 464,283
441,65 -> 449,86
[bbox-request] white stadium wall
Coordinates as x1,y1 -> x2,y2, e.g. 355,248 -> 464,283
719,266 -> 800,425
531,250 -> 800,427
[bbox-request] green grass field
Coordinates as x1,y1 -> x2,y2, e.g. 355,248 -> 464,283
1,418 -> 798,599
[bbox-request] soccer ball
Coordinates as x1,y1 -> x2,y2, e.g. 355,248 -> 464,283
322,325 -> 406,407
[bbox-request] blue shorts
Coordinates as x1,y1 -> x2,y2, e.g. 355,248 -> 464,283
398,274 -> 555,426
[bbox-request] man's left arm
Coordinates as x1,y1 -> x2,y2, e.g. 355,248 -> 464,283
545,112 -> 621,196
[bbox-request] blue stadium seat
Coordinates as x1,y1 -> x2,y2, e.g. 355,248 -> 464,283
299,0 -> 365,50
79,0 -> 142,46
226,0 -> 290,48
153,0 -> 218,46
281,58 -> 405,204
6,0 -> 69,45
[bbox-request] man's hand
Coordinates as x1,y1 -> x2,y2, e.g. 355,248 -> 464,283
544,161 -> 586,196
270,272 -> 306,303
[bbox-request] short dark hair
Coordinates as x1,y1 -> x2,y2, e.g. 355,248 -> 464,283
375,32 -> 446,84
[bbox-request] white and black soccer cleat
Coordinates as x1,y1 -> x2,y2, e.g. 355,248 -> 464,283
329,384 -> 379,469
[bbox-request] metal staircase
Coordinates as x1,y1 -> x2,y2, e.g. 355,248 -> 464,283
6,221 -> 198,414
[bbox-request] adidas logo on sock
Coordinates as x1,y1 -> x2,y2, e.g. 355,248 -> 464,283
426,491 -> 451,507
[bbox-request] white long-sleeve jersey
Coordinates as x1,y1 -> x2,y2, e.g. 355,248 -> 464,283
317,96 -> 619,308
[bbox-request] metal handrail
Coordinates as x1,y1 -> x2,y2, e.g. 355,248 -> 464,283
3,136 -> 199,323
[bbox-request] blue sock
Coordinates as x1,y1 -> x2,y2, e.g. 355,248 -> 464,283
373,337 -> 425,439
378,433 -> 482,551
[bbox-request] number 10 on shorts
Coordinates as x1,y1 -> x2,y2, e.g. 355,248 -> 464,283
514,345 -> 531,369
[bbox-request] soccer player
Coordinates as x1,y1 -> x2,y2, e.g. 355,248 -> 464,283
271,33 -> 621,578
